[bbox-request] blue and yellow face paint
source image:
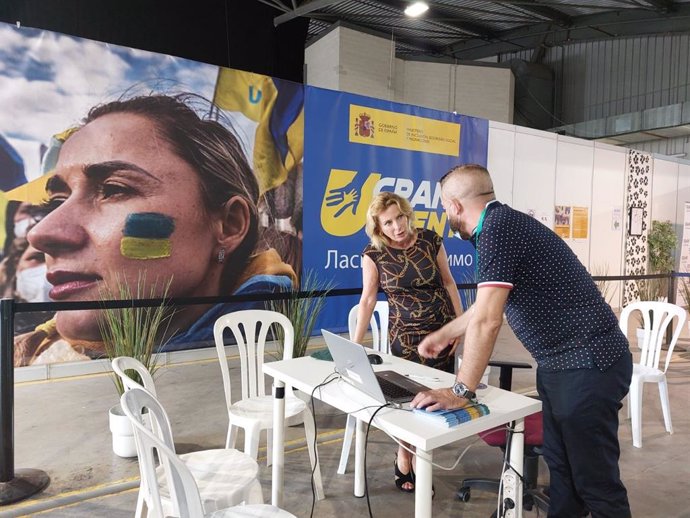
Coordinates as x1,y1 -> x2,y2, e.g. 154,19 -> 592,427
120,212 -> 175,260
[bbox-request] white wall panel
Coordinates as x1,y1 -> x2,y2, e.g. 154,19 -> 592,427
512,127 -> 557,225
651,157 -> 679,224
676,162 -> 690,273
487,121 -> 515,205
555,136 -> 595,265
338,27 -> 394,100
304,30 -> 340,90
590,144 -> 627,308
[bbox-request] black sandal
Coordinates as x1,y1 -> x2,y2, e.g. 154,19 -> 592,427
394,458 -> 415,493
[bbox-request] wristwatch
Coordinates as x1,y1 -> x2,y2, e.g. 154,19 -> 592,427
451,380 -> 477,402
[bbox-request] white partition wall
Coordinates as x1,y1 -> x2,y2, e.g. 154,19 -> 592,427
512,126 -> 557,227
677,162 -> 690,272
652,158 -> 680,224
555,136 -> 595,266
590,144 -> 627,309
484,122 -> 690,311
487,120 -> 516,204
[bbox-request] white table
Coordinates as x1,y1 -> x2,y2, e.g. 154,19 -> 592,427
263,352 -> 541,518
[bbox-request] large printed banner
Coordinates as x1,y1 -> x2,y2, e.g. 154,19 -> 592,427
0,22 -> 303,366
303,87 -> 489,329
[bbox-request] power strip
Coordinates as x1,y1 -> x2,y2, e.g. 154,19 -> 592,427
502,470 -> 518,518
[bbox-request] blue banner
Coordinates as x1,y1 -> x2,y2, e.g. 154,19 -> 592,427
303,87 -> 489,331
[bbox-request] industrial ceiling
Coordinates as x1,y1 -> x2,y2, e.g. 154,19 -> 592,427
261,0 -> 690,61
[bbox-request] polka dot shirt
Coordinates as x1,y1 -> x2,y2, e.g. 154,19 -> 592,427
476,202 -> 629,371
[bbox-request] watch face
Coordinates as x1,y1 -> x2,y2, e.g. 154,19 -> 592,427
453,381 -> 475,400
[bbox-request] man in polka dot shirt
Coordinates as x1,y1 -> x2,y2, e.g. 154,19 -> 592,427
411,164 -> 632,517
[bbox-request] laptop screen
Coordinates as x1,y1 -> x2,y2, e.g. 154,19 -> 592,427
321,329 -> 388,404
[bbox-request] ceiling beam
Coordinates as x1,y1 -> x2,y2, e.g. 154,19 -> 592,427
640,0 -> 677,13
274,0 -> 345,26
506,1 -> 572,26
377,0 -> 499,39
444,3 -> 690,60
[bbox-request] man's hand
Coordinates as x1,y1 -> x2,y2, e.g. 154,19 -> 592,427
410,387 -> 471,412
418,330 -> 451,359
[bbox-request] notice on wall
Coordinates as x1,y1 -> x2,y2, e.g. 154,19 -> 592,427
572,206 -> 589,239
554,205 -> 571,239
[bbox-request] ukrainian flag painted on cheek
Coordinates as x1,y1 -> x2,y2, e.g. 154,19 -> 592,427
120,212 -> 175,260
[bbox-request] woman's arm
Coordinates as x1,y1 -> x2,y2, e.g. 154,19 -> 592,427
352,254 -> 380,344
436,243 -> 462,318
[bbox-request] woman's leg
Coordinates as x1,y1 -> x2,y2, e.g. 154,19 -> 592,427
395,442 -> 415,491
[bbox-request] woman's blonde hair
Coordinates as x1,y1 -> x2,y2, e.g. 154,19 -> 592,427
365,192 -> 416,250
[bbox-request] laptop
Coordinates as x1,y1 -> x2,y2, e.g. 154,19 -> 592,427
321,329 -> 429,406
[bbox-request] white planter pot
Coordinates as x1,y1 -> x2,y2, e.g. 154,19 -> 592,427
109,404 -> 137,458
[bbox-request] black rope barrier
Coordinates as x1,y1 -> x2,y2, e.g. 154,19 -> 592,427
0,298 -> 49,504
0,271 -> 688,505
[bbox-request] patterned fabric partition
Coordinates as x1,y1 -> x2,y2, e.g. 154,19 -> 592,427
623,149 -> 652,306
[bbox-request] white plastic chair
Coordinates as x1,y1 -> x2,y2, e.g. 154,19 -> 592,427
336,301 -> 389,475
121,388 -> 295,518
619,301 -> 686,448
347,300 -> 390,355
112,357 -> 264,516
213,310 -> 324,500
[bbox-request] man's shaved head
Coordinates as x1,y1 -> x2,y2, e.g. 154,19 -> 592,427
440,164 -> 494,202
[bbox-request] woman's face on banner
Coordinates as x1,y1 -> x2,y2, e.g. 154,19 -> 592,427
28,112 -> 225,341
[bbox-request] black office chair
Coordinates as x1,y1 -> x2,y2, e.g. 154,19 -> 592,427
456,361 -> 549,517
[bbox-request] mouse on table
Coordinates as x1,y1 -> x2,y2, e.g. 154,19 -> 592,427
367,353 -> 383,365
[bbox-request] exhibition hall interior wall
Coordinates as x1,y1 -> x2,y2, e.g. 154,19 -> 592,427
5,21 -> 690,382
487,120 -> 690,310
306,23 -> 690,312
305,24 -> 515,124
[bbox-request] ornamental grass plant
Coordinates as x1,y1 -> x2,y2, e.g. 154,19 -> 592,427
98,273 -> 175,396
269,269 -> 335,359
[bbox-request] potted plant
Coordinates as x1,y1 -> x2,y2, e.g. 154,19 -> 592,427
634,220 -> 677,346
268,270 -> 334,422
646,219 -> 677,300
269,269 -> 335,360
98,273 -> 175,457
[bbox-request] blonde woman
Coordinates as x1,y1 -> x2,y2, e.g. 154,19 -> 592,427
352,191 -> 462,493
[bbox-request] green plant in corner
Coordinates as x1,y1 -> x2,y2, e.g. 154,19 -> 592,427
644,219 -> 677,301
98,272 -> 175,396
269,269 -> 336,359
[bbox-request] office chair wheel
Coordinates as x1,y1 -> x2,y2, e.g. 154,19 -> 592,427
456,486 -> 471,502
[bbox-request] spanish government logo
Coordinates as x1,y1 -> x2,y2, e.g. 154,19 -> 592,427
320,169 -> 382,236
354,112 -> 375,138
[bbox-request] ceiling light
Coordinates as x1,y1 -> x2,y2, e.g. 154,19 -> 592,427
404,2 -> 429,17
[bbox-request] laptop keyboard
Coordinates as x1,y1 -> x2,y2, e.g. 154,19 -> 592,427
377,375 -> 415,400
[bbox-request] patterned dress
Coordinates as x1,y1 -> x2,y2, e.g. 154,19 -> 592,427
363,228 -> 456,372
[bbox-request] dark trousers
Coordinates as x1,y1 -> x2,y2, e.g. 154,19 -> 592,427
536,352 -> 633,518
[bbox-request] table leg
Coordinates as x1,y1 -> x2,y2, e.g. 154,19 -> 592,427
414,448 -> 433,518
504,418 -> 525,518
271,381 -> 286,507
353,417 -> 366,497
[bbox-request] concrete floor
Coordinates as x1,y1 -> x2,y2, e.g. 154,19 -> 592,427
2,323 -> 690,518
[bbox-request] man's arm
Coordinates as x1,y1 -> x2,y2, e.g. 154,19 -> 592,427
411,286 -> 510,411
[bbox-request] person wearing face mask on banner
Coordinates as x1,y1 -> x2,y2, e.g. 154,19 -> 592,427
0,201 -> 53,333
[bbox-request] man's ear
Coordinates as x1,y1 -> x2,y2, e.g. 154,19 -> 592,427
216,196 -> 251,255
